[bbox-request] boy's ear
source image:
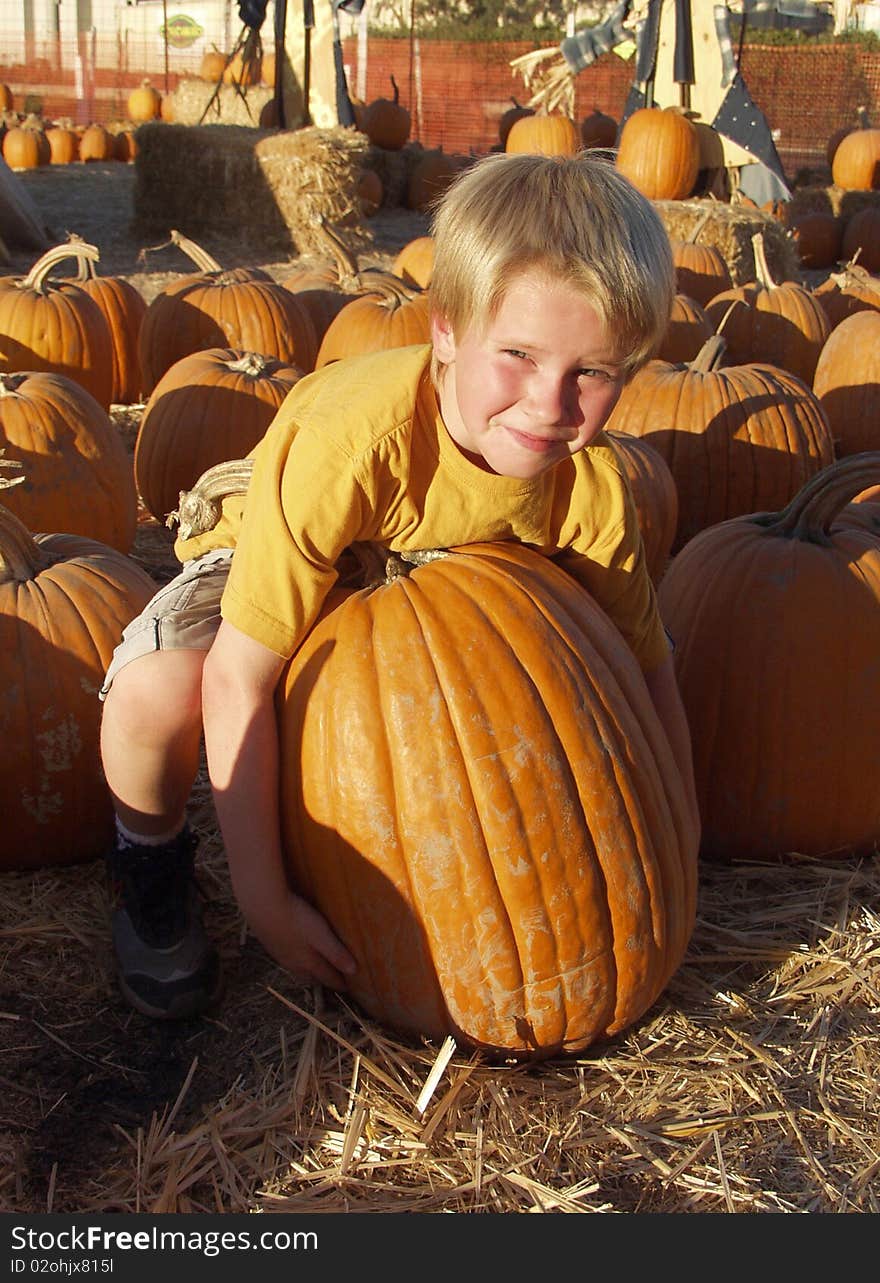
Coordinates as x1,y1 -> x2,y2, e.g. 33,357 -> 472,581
430,312 -> 456,363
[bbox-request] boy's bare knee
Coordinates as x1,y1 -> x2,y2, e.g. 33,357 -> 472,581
104,649 -> 206,731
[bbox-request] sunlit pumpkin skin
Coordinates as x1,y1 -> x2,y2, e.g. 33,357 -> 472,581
127,78 -> 162,123
812,310 -> 880,458
605,429 -> 678,584
78,123 -> 115,162
671,221 -> 732,307
831,125 -> 880,190
134,348 -> 304,523
0,242 -> 114,411
45,124 -> 79,165
704,233 -> 830,385
2,123 -> 49,169
615,107 -> 700,201
199,49 -> 228,82
315,277 -> 431,367
138,232 -> 317,394
505,113 -> 581,157
72,247 -> 148,405
278,541 -> 698,1058
0,503 -> 156,871
658,453 -> 880,861
498,97 -> 534,148
606,335 -> 835,551
0,370 -> 137,552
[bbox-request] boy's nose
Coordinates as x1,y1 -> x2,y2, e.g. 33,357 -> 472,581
528,373 -> 575,425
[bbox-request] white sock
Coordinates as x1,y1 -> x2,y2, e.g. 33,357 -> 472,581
115,816 -> 186,848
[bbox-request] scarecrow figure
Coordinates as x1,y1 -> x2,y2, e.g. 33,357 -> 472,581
512,0 -> 796,205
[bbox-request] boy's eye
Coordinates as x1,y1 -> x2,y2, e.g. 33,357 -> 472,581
579,367 -> 615,382
504,348 -> 528,360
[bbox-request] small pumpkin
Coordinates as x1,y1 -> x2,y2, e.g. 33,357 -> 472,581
655,292 -> 713,366
78,123 -> 115,163
670,210 -> 733,306
199,48 -> 228,82
498,97 -> 534,149
580,107 -> 617,150
45,121 -> 79,165
831,120 -> 880,191
127,78 -> 162,123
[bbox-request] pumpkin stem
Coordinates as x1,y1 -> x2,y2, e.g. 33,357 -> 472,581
169,229 -> 224,275
20,240 -> 100,293
0,373 -> 27,398
68,232 -> 99,282
167,457 -> 255,540
348,541 -> 447,589
389,74 -> 400,106
753,453 -> 880,545
224,351 -> 273,379
689,334 -> 727,372
750,232 -> 776,290
0,493 -> 47,585
309,215 -> 364,293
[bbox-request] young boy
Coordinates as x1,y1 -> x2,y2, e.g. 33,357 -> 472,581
99,150 -> 699,1020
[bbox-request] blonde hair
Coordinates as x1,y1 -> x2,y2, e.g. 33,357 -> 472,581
428,151 -> 674,382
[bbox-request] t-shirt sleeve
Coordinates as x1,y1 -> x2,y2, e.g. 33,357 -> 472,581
219,414 -> 375,657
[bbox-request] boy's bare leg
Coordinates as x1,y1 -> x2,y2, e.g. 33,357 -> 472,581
100,648 -> 222,1020
100,649 -> 206,837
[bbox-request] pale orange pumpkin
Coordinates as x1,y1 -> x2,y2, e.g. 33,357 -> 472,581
505,113 -> 580,157
278,540 -> 698,1057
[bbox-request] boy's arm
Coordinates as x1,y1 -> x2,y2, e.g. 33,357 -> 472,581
202,619 -> 357,989
642,654 -> 701,841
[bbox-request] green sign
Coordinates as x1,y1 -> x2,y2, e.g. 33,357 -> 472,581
160,14 -> 205,49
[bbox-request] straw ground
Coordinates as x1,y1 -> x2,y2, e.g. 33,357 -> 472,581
1,162 -> 878,1216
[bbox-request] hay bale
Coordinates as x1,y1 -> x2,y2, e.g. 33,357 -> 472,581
131,122 -> 370,256
164,77 -> 273,128
655,198 -> 800,285
788,184 -> 880,221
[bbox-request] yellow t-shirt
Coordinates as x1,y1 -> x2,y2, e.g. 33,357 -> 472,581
175,344 -> 669,673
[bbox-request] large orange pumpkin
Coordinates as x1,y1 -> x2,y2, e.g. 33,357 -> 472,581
0,490 -> 156,870
831,124 -> 880,191
812,310 -> 880,458
658,453 -> 880,861
138,231 -> 317,394
134,347 -> 304,523
615,106 -> 700,201
278,541 -> 698,1058
0,370 -> 137,552
606,335 -> 835,551
0,241 -> 114,410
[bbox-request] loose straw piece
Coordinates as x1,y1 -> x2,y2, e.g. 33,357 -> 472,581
415,1035 -> 457,1116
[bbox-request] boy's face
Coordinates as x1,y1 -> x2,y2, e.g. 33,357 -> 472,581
431,268 -> 625,481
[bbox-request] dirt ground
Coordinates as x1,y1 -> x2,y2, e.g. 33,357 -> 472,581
5,159 -> 430,301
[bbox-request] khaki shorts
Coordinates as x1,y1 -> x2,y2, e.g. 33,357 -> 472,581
99,549 -> 234,701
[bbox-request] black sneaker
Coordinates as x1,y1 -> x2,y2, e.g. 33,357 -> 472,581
107,826 -> 223,1020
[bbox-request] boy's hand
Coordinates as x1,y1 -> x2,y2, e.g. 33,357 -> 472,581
256,890 -> 359,991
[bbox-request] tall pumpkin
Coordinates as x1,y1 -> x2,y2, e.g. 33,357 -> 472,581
0,370 -> 137,552
278,541 -> 698,1058
0,242 -> 114,410
138,231 -> 317,394
615,106 -> 700,201
658,453 -> 880,861
0,483 -> 156,870
606,335 -> 835,551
